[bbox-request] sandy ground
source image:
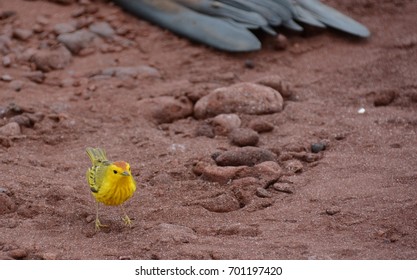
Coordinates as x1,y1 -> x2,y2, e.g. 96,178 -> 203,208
0,0 -> 416,260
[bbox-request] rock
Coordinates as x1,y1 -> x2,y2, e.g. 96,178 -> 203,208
215,147 -> 277,167
89,21 -> 115,38
100,65 -> 160,79
7,249 -> 28,259
326,207 -> 341,216
311,142 -> 326,153
0,193 -> 15,215
137,96 -> 193,124
245,161 -> 282,181
24,71 -> 45,83
284,159 -> 303,173
229,128 -> 259,147
1,74 -> 12,82
10,115 -> 32,127
192,161 -> 245,184
211,113 -> 241,136
2,55 -> 12,67
274,34 -> 288,50
254,75 -> 293,99
248,119 -> 274,133
256,187 -> 272,198
32,45 -> 72,72
0,122 -> 21,136
198,193 -> 241,213
0,10 -> 16,20
12,28 -> 33,41
272,183 -> 294,194
57,29 -> 96,54
194,82 -> 284,119
53,22 -> 76,35
9,80 -> 24,92
0,35 -> 12,55
195,123 -> 215,138
373,90 -> 396,106
153,223 -> 197,243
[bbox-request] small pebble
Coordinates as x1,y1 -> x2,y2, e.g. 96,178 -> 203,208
311,142 -> 326,153
248,119 -> 274,133
12,28 -> 33,41
373,90 -> 396,107
274,34 -> 288,50
85,215 -> 95,223
0,122 -> 21,136
2,55 -> 12,67
244,59 -> 255,69
256,187 -> 272,198
215,147 -> 276,167
1,74 -> 12,82
272,183 -> 294,194
7,249 -> 28,259
326,207 -> 341,216
284,159 -> 303,173
211,114 -> 241,136
229,128 -> 259,147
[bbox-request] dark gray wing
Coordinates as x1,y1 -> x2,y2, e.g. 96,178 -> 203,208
113,0 -> 370,52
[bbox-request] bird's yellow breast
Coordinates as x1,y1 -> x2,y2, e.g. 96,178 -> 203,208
92,175 -> 136,206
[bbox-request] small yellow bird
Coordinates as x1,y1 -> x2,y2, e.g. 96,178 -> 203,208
86,147 -> 137,230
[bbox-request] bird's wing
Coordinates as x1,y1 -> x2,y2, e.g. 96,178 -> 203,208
113,0 -> 261,51
112,0 -> 370,52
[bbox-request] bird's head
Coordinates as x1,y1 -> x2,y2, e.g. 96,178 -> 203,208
109,161 -> 132,178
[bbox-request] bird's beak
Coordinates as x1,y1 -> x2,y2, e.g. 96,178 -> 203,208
121,171 -> 130,176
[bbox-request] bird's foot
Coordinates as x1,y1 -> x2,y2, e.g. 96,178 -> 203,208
122,215 -> 132,227
95,218 -> 108,231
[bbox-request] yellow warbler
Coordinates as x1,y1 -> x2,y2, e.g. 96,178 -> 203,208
86,147 -> 137,230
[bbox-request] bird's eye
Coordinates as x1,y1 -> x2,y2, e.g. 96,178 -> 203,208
113,170 -> 118,174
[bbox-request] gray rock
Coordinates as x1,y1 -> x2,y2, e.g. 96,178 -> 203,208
9,80 -> 23,92
53,22 -> 76,35
57,29 -> 96,54
32,45 -> 72,72
215,147 -> 277,167
137,96 -> 193,124
100,65 -> 160,79
229,128 -> 259,147
0,122 -> 21,136
256,187 -> 272,198
211,113 -> 241,136
89,21 -> 115,38
194,82 -> 284,118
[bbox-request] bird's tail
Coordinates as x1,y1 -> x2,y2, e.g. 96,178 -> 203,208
86,147 -> 108,164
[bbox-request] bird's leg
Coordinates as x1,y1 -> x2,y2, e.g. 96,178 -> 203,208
120,204 -> 132,227
95,202 -> 107,231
